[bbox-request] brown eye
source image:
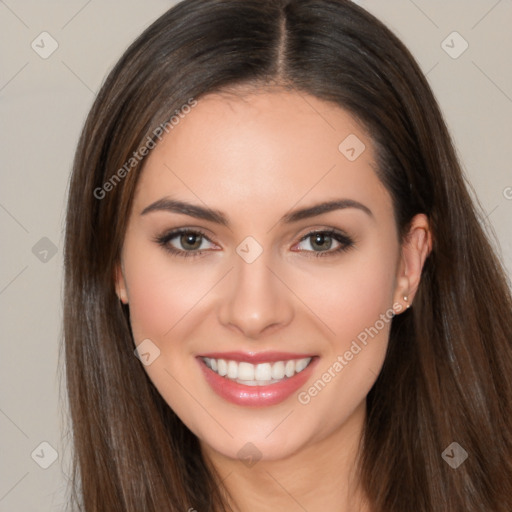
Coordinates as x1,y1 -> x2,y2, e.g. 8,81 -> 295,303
179,232 -> 203,250
294,230 -> 354,257
155,229 -> 216,257
309,233 -> 334,251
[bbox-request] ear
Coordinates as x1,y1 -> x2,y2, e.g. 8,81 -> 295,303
393,213 -> 432,314
115,261 -> 129,304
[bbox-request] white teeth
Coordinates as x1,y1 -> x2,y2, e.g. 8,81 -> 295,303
227,360 -> 238,379
217,359 -> 228,376
238,362 -> 255,380
202,356 -> 312,385
285,360 -> 295,377
255,363 -> 272,380
295,358 -> 309,372
271,361 -> 285,379
234,378 -> 284,386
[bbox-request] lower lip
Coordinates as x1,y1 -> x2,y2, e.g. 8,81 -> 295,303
197,357 -> 317,407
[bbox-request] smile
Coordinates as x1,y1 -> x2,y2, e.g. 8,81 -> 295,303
202,356 -> 312,386
198,352 -> 318,406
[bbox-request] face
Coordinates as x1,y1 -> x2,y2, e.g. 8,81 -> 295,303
116,88 -> 420,462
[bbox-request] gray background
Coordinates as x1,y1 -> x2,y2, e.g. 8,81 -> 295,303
1,1 -> 511,510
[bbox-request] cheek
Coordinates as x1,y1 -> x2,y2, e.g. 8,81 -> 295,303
124,248 -> 217,342
332,263 -> 395,347
289,245 -> 397,351
291,247 -> 397,432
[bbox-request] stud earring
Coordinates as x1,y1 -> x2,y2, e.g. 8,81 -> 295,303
403,295 -> 411,309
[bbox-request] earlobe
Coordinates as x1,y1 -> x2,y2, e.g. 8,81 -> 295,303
115,263 -> 129,304
393,214 -> 432,314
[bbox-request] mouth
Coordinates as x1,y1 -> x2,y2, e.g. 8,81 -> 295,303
202,356 -> 312,386
197,352 -> 317,406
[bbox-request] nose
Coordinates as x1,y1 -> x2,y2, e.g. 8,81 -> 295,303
217,252 -> 294,339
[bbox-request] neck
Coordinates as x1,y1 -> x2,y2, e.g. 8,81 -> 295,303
202,401 -> 371,512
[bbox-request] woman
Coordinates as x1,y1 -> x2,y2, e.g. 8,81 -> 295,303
63,0 -> 512,510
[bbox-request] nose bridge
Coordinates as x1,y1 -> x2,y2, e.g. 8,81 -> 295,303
217,247 -> 294,338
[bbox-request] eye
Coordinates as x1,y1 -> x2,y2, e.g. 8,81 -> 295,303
154,228 -> 354,259
293,229 -> 354,257
154,229 -> 217,257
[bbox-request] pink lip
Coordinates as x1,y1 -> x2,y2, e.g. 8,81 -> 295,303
197,355 -> 318,407
198,351 -> 316,364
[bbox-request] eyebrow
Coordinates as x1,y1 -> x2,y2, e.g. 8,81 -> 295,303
140,197 -> 373,225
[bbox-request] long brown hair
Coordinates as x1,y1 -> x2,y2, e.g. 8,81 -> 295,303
62,0 -> 512,510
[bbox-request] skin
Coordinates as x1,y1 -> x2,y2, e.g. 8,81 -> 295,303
116,88 -> 432,512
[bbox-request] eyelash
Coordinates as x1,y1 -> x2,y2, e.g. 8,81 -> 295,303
154,228 -> 355,259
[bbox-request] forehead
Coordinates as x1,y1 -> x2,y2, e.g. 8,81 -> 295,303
133,89 -> 392,223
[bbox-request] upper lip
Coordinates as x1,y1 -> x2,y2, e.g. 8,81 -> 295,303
198,351 -> 316,364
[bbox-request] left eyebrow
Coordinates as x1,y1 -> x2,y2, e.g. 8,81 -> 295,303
281,199 -> 373,223
140,197 -> 373,226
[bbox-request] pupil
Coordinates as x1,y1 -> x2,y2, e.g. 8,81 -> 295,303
312,233 -> 331,251
181,233 -> 201,250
